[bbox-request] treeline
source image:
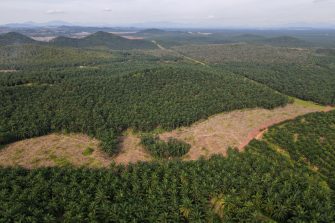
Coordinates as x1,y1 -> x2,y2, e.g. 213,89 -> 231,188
0,67 -> 288,154
0,139 -> 333,221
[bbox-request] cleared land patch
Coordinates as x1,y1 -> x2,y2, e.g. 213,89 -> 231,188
0,133 -> 112,168
0,100 -> 330,167
0,70 -> 16,73
159,100 -> 331,160
114,132 -> 152,165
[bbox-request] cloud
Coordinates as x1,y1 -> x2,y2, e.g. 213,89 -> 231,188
103,8 -> 112,12
313,0 -> 333,3
46,9 -> 65,14
1,0 -> 335,27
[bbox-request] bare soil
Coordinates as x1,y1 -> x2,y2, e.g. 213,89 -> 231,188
0,70 -> 17,73
114,132 -> 152,165
160,102 -> 330,160
0,133 -> 112,168
122,36 -> 144,40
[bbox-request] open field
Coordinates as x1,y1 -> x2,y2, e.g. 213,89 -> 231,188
160,99 -> 332,160
0,132 -> 153,168
0,133 -> 112,168
114,131 -> 152,164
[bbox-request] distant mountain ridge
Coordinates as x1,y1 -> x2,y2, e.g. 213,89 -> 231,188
51,31 -> 157,50
258,36 -> 310,47
0,32 -> 37,45
0,31 -> 157,50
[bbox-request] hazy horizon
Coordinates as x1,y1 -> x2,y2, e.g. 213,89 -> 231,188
1,0 -> 335,28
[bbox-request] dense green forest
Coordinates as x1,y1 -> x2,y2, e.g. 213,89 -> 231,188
221,62 -> 335,105
175,44 -> 335,105
0,66 -> 288,154
0,44 -> 115,69
1,111 -> 335,221
0,32 -> 37,45
265,110 -> 335,192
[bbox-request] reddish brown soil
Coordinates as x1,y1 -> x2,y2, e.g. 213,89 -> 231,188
160,103 -> 329,160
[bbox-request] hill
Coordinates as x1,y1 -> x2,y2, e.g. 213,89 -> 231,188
51,31 -> 157,50
230,34 -> 266,43
0,44 -> 114,69
258,36 -> 310,47
137,28 -> 166,35
0,32 -> 37,46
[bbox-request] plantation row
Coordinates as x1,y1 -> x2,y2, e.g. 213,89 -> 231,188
0,67 -> 288,155
0,139 -> 333,222
174,44 -> 335,105
222,62 -> 335,105
0,45 -> 181,70
265,110 -> 335,191
0,45 -> 114,70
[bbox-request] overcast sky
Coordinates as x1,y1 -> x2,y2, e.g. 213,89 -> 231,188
1,0 -> 335,27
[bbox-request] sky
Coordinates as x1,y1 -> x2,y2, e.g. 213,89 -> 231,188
1,0 -> 335,28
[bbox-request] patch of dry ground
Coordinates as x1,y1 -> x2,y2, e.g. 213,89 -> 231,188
122,36 -> 144,40
114,131 -> 152,165
0,70 -> 16,73
0,131 -> 152,168
160,100 -> 331,160
0,133 -> 112,169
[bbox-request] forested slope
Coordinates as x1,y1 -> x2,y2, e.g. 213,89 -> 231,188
1,112 -> 334,221
51,31 -> 157,50
0,45 -> 114,69
0,32 -> 37,46
175,44 -> 335,105
0,67 -> 288,155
